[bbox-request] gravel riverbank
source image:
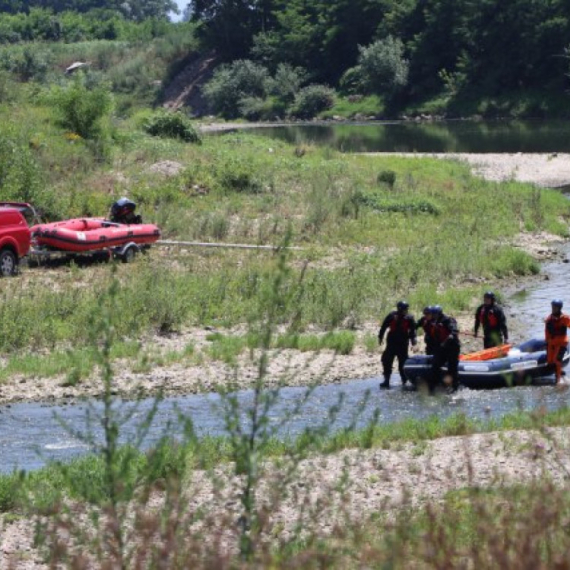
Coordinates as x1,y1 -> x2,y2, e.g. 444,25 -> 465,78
373,152 -> 570,188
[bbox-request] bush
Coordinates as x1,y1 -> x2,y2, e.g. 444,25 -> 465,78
353,191 -> 440,215
357,36 -> 409,95
238,96 -> 286,121
203,60 -> 270,118
143,110 -> 201,143
216,158 -> 263,194
377,170 -> 396,188
50,76 -> 113,141
267,63 -> 306,103
290,84 -> 336,119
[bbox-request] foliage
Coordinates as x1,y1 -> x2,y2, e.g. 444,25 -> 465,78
203,59 -> 270,118
355,36 -> 409,95
143,110 -> 201,143
290,84 -> 336,118
266,63 -> 306,103
0,1 -> 176,21
191,0 -> 570,117
49,75 -> 113,141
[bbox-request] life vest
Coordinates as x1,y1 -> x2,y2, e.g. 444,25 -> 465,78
545,313 -> 570,341
433,316 -> 458,344
478,306 -> 499,329
388,312 -> 412,335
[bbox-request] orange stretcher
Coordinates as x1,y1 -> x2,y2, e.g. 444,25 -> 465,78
460,344 -> 512,362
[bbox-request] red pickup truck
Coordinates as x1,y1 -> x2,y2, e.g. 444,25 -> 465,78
0,202 -> 33,276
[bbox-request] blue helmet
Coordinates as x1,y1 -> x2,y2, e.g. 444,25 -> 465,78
430,305 -> 442,316
397,300 -> 409,312
552,299 -> 564,309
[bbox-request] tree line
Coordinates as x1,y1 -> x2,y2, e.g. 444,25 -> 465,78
190,0 -> 570,104
0,0 -> 176,21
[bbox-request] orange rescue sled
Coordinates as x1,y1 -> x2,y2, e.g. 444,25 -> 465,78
460,344 -> 512,362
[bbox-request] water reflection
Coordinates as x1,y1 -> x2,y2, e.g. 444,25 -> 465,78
241,120 -> 570,153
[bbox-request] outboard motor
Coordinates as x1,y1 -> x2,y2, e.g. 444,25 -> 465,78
109,197 -> 142,224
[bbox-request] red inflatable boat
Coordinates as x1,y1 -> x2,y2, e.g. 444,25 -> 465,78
31,218 -> 161,253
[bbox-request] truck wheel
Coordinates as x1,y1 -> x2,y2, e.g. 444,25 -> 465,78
122,245 -> 138,264
0,249 -> 18,277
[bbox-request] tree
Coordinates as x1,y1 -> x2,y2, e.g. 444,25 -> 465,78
356,36 -> 409,95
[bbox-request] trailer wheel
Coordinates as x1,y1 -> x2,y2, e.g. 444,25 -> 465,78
122,245 -> 138,263
0,249 -> 18,277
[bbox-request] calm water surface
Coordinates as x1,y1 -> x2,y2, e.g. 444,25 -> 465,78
244,120 -> 570,153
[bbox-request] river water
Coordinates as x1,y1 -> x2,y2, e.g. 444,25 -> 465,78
246,120 -> 570,153
1,246 -> 570,473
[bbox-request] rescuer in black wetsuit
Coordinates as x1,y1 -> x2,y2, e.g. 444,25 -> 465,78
378,301 -> 417,389
474,291 -> 509,348
430,305 -> 461,394
416,306 -> 437,355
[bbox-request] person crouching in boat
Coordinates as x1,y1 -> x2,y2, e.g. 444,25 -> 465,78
378,301 -> 417,389
545,299 -> 570,383
430,305 -> 461,394
416,306 -> 437,355
473,291 -> 509,348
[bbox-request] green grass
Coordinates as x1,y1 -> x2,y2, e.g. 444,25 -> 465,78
320,94 -> 385,119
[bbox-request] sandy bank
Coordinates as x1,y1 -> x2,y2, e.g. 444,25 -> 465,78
2,425 -> 570,568
369,152 -> 570,188
197,121 -> 570,188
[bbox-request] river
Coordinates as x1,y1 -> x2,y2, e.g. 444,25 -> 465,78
1,244 -> 570,472
240,120 -> 570,153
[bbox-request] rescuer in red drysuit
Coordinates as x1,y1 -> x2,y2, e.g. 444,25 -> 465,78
430,305 -> 461,394
473,291 -> 509,348
545,299 -> 570,383
378,301 -> 417,389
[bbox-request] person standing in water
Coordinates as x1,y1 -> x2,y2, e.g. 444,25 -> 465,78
474,291 -> 509,348
545,299 -> 570,383
430,305 -> 461,394
378,301 -> 417,389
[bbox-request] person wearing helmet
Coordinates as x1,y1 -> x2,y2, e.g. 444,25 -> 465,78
109,197 -> 142,225
545,299 -> 570,383
378,301 -> 417,389
416,306 -> 437,355
430,305 -> 461,394
474,291 -> 509,348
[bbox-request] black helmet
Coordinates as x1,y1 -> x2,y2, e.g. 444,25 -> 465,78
423,306 -> 431,315
110,197 -> 136,220
552,299 -> 564,309
396,301 -> 409,312
430,305 -> 442,316
484,291 -> 495,301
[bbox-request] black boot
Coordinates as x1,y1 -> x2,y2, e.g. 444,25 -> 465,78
379,379 -> 390,389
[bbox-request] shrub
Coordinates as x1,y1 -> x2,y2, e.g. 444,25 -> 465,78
290,84 -> 336,119
357,36 -> 409,95
143,110 -> 201,143
203,60 -> 270,118
216,158 -> 264,194
267,63 -> 306,103
377,170 -> 396,188
353,191 -> 440,215
50,76 -> 113,141
238,96 -> 286,121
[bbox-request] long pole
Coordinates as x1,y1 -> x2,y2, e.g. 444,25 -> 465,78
156,240 -> 304,251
